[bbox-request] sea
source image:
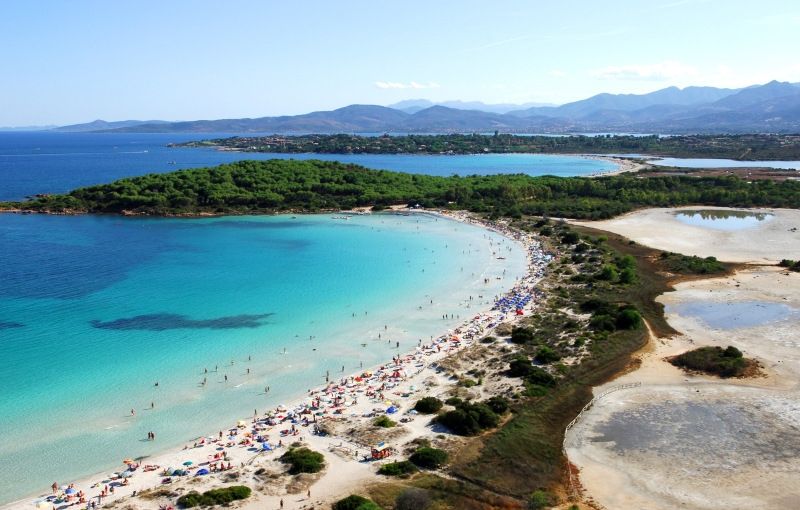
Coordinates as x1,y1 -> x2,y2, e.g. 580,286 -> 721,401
0,131 -> 622,504
0,132 -> 617,201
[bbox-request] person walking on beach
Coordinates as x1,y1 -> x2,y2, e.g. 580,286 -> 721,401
279,498 -> 283,509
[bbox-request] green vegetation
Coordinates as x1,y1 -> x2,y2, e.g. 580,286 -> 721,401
176,486 -> 251,508
779,259 -> 800,272
373,415 -> 397,428
332,494 -> 382,510
409,447 -> 449,469
377,460 -> 418,477
659,251 -> 727,274
436,399 -> 508,436
279,446 -> 325,474
179,133 -> 800,160
5,159 -> 800,220
413,397 -> 443,414
527,489 -> 557,510
670,345 -> 754,377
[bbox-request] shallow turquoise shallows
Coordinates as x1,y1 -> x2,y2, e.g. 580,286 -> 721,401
0,212 -> 526,503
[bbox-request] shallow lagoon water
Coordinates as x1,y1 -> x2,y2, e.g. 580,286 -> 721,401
674,209 -> 774,231
666,300 -> 798,329
652,157 -> 800,170
0,212 -> 527,503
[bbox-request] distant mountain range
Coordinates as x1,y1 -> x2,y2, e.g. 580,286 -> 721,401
47,81 -> 800,134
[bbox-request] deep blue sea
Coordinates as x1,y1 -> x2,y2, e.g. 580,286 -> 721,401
0,132 -> 616,201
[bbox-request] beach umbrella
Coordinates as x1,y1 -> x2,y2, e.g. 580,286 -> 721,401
196,468 -> 209,475
182,461 -> 193,466
64,488 -> 76,495
122,458 -> 134,464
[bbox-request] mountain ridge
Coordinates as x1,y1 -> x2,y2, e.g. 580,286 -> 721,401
50,81 -> 800,134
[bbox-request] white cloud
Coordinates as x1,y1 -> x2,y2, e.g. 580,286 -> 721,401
374,81 -> 441,90
592,60 -> 698,82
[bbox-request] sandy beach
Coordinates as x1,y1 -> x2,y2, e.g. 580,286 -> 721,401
566,208 -> 800,510
4,211 -> 552,510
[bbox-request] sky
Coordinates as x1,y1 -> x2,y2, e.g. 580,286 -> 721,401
2,0 -> 799,125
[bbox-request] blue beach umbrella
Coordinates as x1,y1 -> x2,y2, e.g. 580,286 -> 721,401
64,488 -> 76,495
195,468 -> 209,476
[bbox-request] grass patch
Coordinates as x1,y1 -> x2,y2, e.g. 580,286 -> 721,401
373,415 -> 397,428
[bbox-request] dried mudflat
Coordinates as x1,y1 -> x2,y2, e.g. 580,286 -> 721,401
572,206 -> 800,264
566,208 -> 800,510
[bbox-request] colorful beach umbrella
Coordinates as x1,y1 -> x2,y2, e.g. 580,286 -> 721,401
182,461 -> 193,466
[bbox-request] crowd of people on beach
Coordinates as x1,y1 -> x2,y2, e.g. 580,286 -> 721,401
29,212 -> 555,510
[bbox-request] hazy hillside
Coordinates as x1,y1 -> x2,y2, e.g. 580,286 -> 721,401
62,81 -> 800,134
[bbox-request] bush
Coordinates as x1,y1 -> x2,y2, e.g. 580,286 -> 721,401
437,401 -> 499,436
510,326 -> 535,344
596,264 -> 618,281
525,366 -> 556,387
279,447 -> 325,474
378,460 -> 418,477
409,447 -> 449,469
670,346 -> 748,377
485,396 -> 509,414
480,335 -> 496,344
373,415 -> 396,428
619,266 -> 637,284
534,346 -> 561,364
176,486 -> 251,508
414,396 -> 443,414
528,489 -> 556,509
508,356 -> 535,377
615,307 -> 642,330
444,396 -> 463,406
332,494 -> 382,510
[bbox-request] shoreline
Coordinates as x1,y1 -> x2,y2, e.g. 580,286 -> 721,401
2,210 -> 551,510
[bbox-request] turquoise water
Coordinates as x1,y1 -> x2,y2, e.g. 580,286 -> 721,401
0,132 -> 617,201
666,300 -> 798,329
0,212 -> 526,503
674,210 -> 774,231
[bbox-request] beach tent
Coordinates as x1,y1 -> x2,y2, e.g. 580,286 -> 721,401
386,406 -> 398,414
64,488 -> 76,495
195,468 -> 209,476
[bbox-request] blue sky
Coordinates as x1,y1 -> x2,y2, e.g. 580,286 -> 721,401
2,0 -> 799,125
